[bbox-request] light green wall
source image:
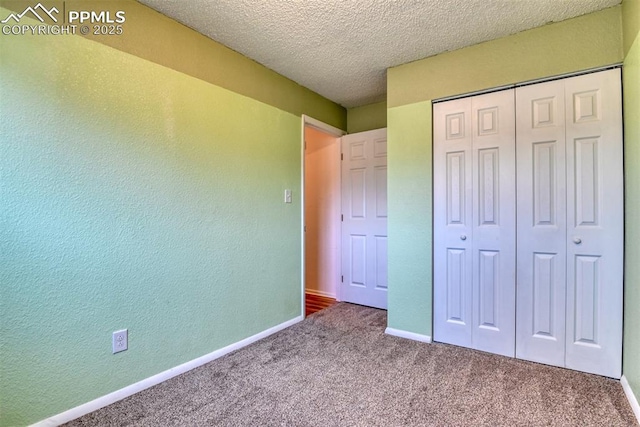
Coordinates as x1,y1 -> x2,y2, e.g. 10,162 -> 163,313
388,7 -> 623,108
387,102 -> 433,335
386,6 -> 624,336
623,0 -> 639,56
347,101 -> 387,133
0,3 -> 342,425
623,0 -> 640,408
0,0 -> 347,130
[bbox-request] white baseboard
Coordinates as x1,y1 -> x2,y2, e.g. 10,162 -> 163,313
31,315 -> 304,427
621,375 -> 640,425
304,289 -> 336,299
385,327 -> 432,343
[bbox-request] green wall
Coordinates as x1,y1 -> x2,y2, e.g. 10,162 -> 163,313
0,2 -> 345,425
623,0 -> 640,407
623,0 -> 639,56
0,0 -> 347,131
388,7 -> 623,108
347,101 -> 387,133
386,6 -> 624,337
387,102 -> 433,335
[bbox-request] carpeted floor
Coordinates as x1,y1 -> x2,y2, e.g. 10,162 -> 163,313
66,303 -> 638,426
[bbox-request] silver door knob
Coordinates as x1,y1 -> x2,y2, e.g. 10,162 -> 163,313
460,235 -> 467,241
573,237 -> 582,244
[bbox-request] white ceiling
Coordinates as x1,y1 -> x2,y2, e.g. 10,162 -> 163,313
138,0 -> 621,108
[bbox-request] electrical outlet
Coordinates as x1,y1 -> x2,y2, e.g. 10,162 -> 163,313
112,329 -> 128,354
284,189 -> 292,203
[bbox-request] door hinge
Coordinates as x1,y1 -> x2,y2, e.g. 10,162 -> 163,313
341,275 -> 344,283
304,225 -> 307,232
341,153 -> 343,160
341,214 -> 343,221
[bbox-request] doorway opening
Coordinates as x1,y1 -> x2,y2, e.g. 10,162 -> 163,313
302,116 -> 345,317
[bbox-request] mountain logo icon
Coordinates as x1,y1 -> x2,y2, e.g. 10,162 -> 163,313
1,3 -> 59,24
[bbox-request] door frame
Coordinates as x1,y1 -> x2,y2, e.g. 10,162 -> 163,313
301,115 -> 346,317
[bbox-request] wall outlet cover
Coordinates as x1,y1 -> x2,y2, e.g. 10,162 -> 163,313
112,329 -> 128,354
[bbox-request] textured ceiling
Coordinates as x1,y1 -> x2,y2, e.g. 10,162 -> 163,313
138,0 -> 621,108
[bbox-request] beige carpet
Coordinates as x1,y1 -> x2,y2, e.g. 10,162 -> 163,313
66,303 -> 638,426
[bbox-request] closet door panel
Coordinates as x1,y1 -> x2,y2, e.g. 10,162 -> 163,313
434,98 -> 473,348
515,80 -> 567,367
564,69 -> 623,379
471,90 -> 516,357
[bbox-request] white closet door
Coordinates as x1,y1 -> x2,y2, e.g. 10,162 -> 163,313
564,69 -> 623,378
516,69 -> 623,378
435,69 -> 622,376
471,90 -> 516,357
434,97 -> 473,347
515,79 -> 568,367
434,91 -> 516,356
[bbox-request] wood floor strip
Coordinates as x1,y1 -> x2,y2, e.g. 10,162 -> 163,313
305,293 -> 336,316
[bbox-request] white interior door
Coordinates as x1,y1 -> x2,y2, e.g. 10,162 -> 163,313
434,90 -> 516,356
516,79 -> 568,367
341,128 -> 388,309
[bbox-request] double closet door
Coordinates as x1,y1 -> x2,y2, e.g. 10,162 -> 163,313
433,69 -> 623,378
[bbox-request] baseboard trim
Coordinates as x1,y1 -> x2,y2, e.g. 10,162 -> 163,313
385,327 -> 432,343
304,289 -> 336,299
621,375 -> 640,424
31,315 -> 304,427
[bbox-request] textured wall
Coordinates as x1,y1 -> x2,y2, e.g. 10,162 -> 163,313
623,0 -> 639,56
623,0 -> 640,408
386,7 -> 624,337
0,8 -> 305,426
0,0 -> 347,131
387,102 -> 433,336
347,101 -> 387,134
388,7 -> 623,108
